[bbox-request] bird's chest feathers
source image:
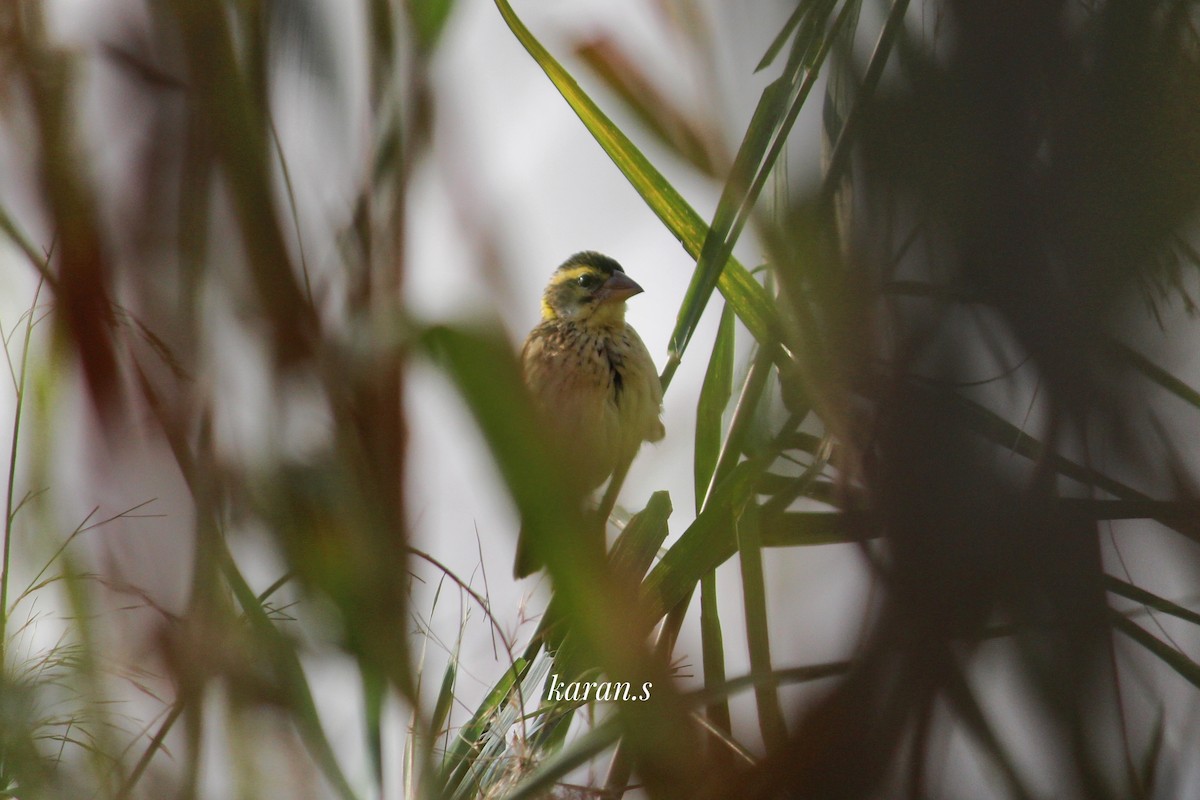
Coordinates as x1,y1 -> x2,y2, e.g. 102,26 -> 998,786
525,316 -> 663,487
549,324 -> 631,404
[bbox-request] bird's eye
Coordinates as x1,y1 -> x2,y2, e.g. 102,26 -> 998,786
577,273 -> 600,289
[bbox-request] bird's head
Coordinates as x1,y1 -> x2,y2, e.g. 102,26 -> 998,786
540,251 -> 644,324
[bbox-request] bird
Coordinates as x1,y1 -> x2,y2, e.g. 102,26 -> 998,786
514,251 -> 665,578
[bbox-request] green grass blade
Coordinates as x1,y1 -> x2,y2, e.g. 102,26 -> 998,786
755,2 -> 809,73
216,541 -> 361,800
692,661 -> 850,706
431,657 -> 458,744
735,503 -> 787,748
701,344 -> 779,508
699,572 -> 731,741
935,389 -> 1191,526
362,666 -> 385,793
440,658 -> 526,790
760,511 -> 845,547
609,491 -> 674,580
695,305 -> 736,513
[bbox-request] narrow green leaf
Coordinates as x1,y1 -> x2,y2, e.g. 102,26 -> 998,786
935,388 -> 1200,543
431,658 -> 458,738
407,0 -> 456,52
702,344 -> 779,508
759,511 -> 845,547
1109,340 -> 1200,410
820,0 -> 911,203
695,305 -> 736,513
736,503 -> 787,748
687,661 -> 849,707
440,658 -> 526,788
362,667 -> 385,793
216,543 -> 361,800
755,2 -> 809,73
699,572 -> 731,740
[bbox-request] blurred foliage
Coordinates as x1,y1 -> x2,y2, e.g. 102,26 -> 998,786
0,0 -> 1198,799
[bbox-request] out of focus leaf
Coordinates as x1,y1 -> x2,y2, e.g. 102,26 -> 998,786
576,35 -> 722,177
1112,612 -> 1200,689
265,0 -> 338,88
1105,576 -> 1200,627
422,324 -> 586,580
735,504 -> 787,748
1110,340 -> 1200,410
755,2 -> 808,73
937,388 -> 1200,543
216,543 -> 361,800
407,0 -> 457,52
759,511 -> 845,547
820,0 -> 908,200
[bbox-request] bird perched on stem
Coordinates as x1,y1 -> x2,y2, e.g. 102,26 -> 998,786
514,251 -> 665,578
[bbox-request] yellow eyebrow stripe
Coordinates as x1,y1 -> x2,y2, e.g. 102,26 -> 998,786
553,265 -> 596,283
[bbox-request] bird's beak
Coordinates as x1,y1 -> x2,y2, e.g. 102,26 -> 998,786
596,271 -> 643,303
